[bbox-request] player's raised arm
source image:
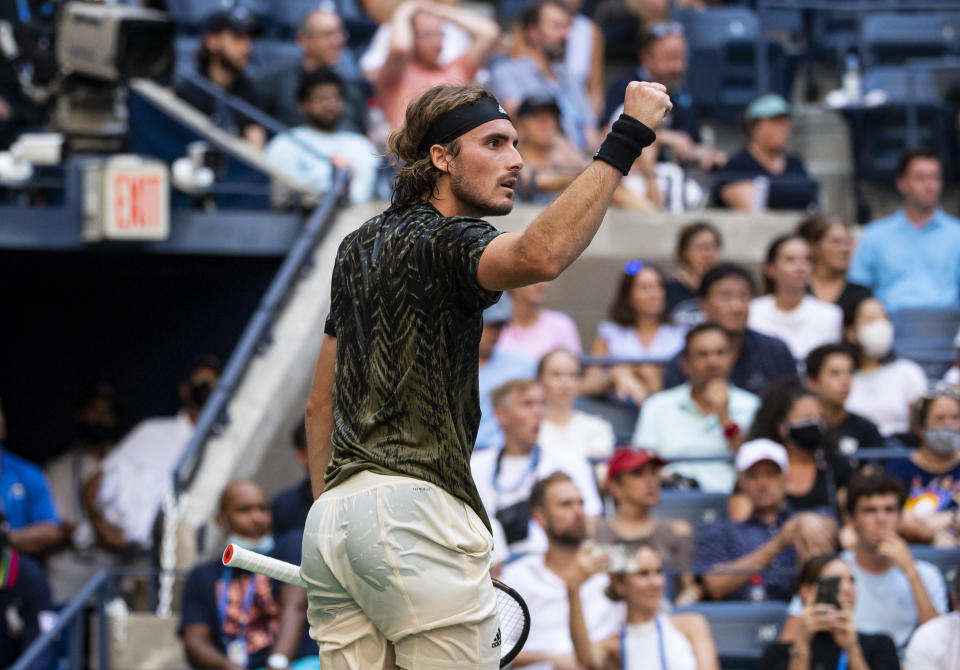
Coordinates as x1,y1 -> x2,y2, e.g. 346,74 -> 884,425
476,81 -> 672,291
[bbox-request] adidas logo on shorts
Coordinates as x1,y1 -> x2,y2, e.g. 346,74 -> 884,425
491,628 -> 501,649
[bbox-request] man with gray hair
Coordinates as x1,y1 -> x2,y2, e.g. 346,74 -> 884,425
255,4 -> 367,132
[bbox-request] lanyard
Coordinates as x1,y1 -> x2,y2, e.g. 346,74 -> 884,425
218,567 -> 258,646
492,445 -> 541,495
620,616 -> 668,670
837,651 -> 848,670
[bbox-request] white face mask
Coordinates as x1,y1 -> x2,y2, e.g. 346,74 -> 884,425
225,533 -> 275,555
857,319 -> 894,359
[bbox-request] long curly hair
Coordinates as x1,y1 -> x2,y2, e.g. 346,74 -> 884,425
388,85 -> 497,210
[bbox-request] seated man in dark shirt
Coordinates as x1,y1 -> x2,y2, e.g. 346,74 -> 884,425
805,344 -> 884,454
713,94 -> 819,212
174,7 -> 267,150
695,439 -> 837,601
179,480 -> 312,670
663,264 -> 797,396
270,421 -> 313,538
603,22 -> 725,170
0,533 -> 56,670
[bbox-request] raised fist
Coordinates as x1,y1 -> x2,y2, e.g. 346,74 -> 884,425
623,81 -> 673,129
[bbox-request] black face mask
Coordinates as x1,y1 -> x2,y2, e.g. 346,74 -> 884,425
77,422 -> 119,445
787,422 -> 824,452
189,382 -> 214,408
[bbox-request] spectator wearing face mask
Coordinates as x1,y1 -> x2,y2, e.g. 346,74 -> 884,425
748,379 -> 854,517
843,298 -> 927,439
43,385 -> 124,603
885,386 -> 960,547
180,480 -> 312,670
86,355 -> 221,551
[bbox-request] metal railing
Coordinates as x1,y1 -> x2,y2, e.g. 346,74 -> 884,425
173,167 -> 348,494
11,570 -> 111,670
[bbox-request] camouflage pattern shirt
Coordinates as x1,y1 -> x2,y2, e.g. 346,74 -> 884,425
323,202 -> 501,529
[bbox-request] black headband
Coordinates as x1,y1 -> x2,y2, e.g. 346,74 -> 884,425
416,96 -> 512,155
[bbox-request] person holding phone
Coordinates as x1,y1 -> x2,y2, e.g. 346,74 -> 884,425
762,554 -> 899,669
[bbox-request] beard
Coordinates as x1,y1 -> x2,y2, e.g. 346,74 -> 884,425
544,43 -> 566,63
449,168 -> 514,217
546,523 -> 585,548
211,48 -> 245,76
306,113 -> 339,132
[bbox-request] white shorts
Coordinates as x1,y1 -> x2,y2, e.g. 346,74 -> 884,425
300,470 -> 499,670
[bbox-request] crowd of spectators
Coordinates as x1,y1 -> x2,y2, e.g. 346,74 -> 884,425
4,1 -> 960,668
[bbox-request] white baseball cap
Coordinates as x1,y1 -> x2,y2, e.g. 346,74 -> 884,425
736,438 -> 789,474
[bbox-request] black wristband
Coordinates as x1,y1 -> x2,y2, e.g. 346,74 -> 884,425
592,114 -> 657,175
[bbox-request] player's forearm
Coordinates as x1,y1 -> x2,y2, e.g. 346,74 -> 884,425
305,334 -> 337,499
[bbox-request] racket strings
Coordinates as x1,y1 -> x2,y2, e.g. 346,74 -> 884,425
495,589 -> 526,647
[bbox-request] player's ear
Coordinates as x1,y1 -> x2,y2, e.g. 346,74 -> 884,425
429,144 -> 450,173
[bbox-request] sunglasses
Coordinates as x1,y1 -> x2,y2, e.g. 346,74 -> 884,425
648,21 -> 685,38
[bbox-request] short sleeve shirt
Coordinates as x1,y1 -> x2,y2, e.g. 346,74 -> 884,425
323,202 -> 501,529
0,449 -> 60,529
178,560 -> 281,669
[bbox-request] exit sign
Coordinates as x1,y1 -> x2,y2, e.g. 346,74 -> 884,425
102,160 -> 169,240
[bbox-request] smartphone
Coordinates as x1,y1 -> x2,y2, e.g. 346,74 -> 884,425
815,576 -> 840,608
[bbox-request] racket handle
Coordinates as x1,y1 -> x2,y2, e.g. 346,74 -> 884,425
222,544 -> 307,588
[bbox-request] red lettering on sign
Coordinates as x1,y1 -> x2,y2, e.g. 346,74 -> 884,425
112,173 -> 162,230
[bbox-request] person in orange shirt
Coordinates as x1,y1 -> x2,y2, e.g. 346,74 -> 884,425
376,1 -> 500,129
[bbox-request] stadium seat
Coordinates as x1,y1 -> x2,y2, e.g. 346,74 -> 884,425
574,396 -> 639,446
909,545 -> 960,595
675,7 -> 793,120
848,66 -> 954,184
674,601 -> 789,670
890,308 -> 960,379
248,40 -> 303,80
655,491 -> 728,535
165,0 -> 232,31
859,13 -> 960,69
174,35 -> 201,78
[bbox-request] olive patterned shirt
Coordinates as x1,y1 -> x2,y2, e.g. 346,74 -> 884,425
323,202 -> 501,529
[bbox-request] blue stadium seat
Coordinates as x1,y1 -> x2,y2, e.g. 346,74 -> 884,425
574,396 -> 638,446
249,40 -> 303,80
165,0 -> 232,31
675,8 -> 793,120
860,13 -> 960,69
674,601 -> 789,669
655,491 -> 728,535
848,66 -> 954,184
910,545 -> 960,594
175,35 -> 201,78
891,308 -> 960,379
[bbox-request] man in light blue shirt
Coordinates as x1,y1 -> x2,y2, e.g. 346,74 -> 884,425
848,148 -> 960,311
489,1 -> 596,150
476,295 -> 537,449
265,68 -> 379,203
633,322 -> 760,491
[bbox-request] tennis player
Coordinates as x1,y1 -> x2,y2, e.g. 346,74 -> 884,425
302,81 -> 671,670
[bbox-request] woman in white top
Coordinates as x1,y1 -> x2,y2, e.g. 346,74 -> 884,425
583,261 -> 687,405
844,297 -> 927,437
565,541 -> 720,670
748,234 -> 843,361
537,348 -> 616,460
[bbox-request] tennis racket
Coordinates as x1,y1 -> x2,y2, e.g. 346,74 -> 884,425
222,544 -> 530,668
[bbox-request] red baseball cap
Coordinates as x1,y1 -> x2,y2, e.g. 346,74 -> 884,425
607,447 -> 667,480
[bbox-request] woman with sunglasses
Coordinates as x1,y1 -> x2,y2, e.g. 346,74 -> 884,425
565,540 -> 720,670
795,213 -> 872,319
583,261 -> 687,406
885,385 -> 960,546
763,554 -> 899,669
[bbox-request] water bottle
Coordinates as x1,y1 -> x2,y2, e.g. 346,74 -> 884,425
748,574 -> 766,602
751,176 -> 770,212
842,50 -> 862,104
